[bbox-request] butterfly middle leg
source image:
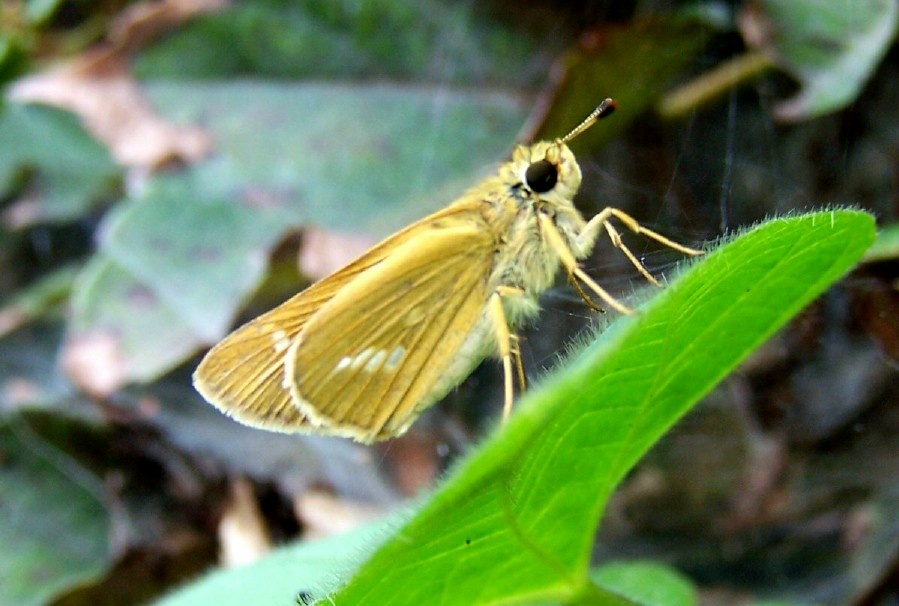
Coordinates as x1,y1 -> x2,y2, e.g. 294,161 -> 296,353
537,213 -> 635,315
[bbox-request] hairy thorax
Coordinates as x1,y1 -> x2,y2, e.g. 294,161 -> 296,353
408,140 -> 593,419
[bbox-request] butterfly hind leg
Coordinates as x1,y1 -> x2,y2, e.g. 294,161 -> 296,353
490,287 -> 527,422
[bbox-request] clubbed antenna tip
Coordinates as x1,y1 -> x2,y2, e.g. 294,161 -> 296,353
561,98 -> 618,143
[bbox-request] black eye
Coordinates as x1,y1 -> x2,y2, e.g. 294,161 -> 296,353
525,160 -> 558,193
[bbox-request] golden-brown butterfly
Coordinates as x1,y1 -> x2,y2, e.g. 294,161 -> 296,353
193,99 -> 703,443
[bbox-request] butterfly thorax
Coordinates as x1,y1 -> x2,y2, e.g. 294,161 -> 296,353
404,140 -> 592,423
477,140 -> 592,324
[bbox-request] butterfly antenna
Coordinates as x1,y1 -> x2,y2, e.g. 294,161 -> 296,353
560,98 -> 618,143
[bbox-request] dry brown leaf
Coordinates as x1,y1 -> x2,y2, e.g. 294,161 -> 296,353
298,228 -> 379,281
60,330 -> 130,398
218,477 -> 273,568
7,0 -> 228,169
294,489 -> 384,540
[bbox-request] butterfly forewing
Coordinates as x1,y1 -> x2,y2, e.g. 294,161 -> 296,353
193,225 -> 424,431
287,215 -> 495,441
192,290 -> 323,432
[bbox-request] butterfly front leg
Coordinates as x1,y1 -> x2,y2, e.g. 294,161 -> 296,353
547,208 -> 704,314
576,207 -> 704,287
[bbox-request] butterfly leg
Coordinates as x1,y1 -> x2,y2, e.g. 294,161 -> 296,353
577,207 -> 704,287
490,287 -> 526,422
511,333 -> 526,393
537,213 -> 635,315
567,272 -> 605,313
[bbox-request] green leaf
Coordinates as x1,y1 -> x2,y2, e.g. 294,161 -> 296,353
142,81 -> 528,234
25,0 -> 65,24
0,34 -> 29,86
134,0 -> 542,86
0,264 -> 77,338
0,323 -> 75,414
863,221 -> 899,262
153,210 -> 875,605
0,415 -> 110,606
591,561 -> 697,606
745,0 -> 899,120
97,171 -> 302,342
154,514 -> 397,606
65,256 -> 203,388
328,210 -> 875,605
0,102 -> 120,227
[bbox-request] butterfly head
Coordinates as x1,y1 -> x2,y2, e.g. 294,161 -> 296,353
505,141 -> 582,206
502,99 -> 617,208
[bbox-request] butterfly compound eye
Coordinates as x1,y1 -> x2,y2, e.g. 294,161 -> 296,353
525,159 -> 558,193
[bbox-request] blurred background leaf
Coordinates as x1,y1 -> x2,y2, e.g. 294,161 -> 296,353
741,0 -> 899,121
0,414 -> 113,606
0,102 -> 120,227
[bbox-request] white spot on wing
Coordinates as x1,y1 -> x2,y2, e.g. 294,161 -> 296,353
364,349 -> 386,372
332,346 -> 405,375
350,347 -> 374,369
385,346 -> 404,371
271,329 -> 291,353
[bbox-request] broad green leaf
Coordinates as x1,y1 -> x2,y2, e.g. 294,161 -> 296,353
329,210 -> 874,605
153,211 -> 875,605
66,256 -> 202,386
142,82 -> 528,234
154,514 -> 398,606
97,170 -> 302,342
0,102 -> 120,226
